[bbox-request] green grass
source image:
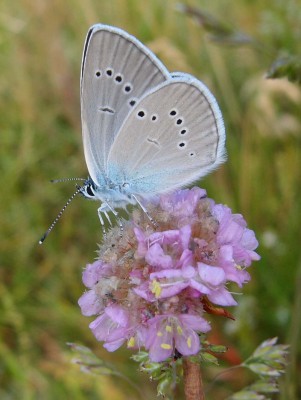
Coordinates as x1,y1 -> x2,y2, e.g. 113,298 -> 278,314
1,0 -> 301,398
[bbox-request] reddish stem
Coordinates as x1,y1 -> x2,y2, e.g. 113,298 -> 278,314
183,358 -> 204,400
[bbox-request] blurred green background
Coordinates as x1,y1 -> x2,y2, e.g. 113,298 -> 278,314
1,0 -> 301,398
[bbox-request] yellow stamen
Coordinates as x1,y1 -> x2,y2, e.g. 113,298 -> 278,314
177,325 -> 183,335
165,325 -> 172,333
151,280 -> 162,298
187,336 -> 192,348
127,337 -> 135,348
157,331 -> 163,337
161,343 -> 172,350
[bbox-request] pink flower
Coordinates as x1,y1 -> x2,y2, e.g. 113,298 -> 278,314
78,188 -> 260,361
89,305 -> 131,351
145,314 -> 210,362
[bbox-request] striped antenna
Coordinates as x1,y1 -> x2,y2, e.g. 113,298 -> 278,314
39,186 -> 82,244
50,177 -> 87,183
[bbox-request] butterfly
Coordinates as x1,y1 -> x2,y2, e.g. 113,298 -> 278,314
39,24 -> 225,243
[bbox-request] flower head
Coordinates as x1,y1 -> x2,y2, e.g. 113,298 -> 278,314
78,187 -> 260,361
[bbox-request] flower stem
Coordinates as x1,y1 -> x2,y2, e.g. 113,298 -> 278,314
183,358 -> 204,400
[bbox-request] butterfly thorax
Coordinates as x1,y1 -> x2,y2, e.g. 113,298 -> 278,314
80,177 -> 136,209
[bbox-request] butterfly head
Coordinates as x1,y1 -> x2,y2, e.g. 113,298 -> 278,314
79,177 -> 98,199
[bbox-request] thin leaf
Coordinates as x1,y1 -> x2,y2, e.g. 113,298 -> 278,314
228,390 -> 265,400
177,4 -> 254,46
266,55 -> 301,84
249,380 -> 279,393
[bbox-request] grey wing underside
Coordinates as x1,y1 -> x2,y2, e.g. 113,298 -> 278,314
107,76 -> 226,196
80,24 -> 170,185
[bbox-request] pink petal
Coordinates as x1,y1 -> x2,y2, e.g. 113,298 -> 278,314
78,290 -> 102,316
179,225 -> 192,249
179,314 -> 211,332
207,287 -> 237,306
160,282 -> 189,298
134,227 -> 147,256
146,243 -> 173,269
181,265 -> 196,279
198,263 -> 226,286
104,338 -> 125,352
106,305 -> 129,327
175,328 -> 200,356
150,269 -> 182,280
82,260 -> 104,288
177,249 -> 194,269
189,280 -> 211,294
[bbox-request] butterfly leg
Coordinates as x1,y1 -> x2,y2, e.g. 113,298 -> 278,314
98,202 -> 123,236
131,194 -> 157,226
103,210 -> 113,226
97,207 -> 107,237
104,203 -> 124,236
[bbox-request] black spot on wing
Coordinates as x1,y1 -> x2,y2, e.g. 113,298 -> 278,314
99,107 -> 115,114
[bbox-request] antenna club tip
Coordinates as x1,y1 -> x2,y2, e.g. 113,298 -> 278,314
39,234 -> 47,244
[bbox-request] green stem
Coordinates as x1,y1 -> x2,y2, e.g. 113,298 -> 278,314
284,255 -> 301,399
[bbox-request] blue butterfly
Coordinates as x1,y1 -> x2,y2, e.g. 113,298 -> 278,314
40,24 -> 225,243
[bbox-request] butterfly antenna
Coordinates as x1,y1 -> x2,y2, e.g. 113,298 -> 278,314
50,177 -> 87,183
39,186 -> 82,244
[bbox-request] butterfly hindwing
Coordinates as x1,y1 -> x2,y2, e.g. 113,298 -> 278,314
107,76 -> 226,196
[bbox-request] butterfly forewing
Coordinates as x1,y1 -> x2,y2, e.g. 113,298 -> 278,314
81,24 -> 170,185
107,77 -> 225,196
